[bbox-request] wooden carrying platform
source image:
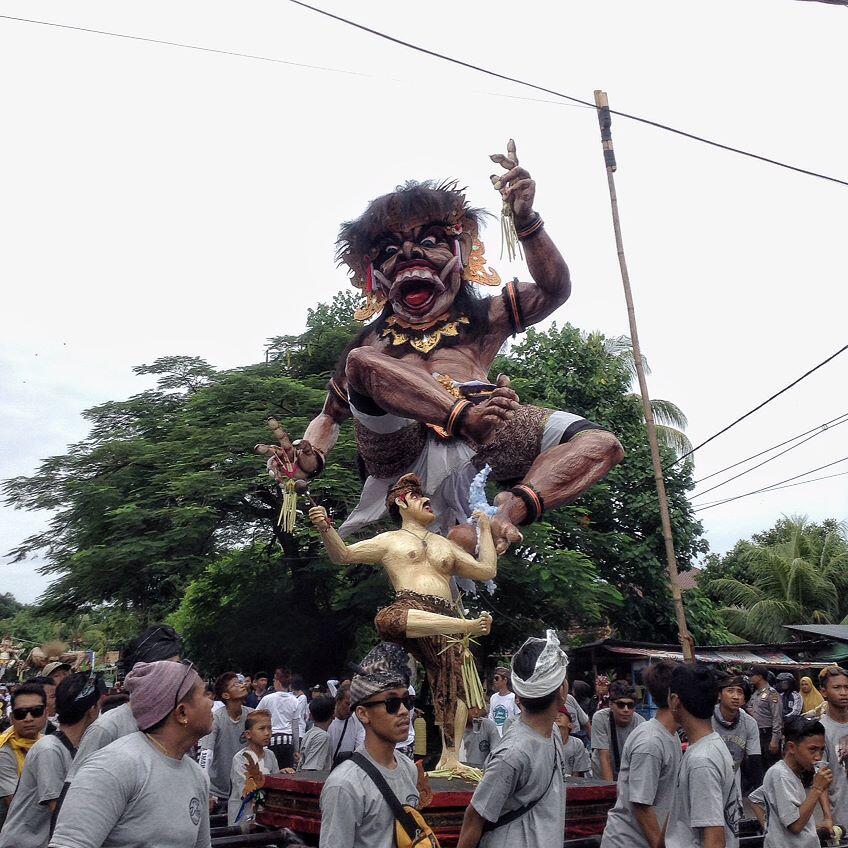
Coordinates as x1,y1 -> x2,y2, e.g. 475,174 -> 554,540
257,771 -> 617,846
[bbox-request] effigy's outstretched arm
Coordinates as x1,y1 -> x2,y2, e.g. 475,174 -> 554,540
405,610 -> 492,639
309,506 -> 387,566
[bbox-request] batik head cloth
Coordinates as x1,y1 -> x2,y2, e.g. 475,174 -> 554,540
350,642 -> 410,707
511,629 -> 569,699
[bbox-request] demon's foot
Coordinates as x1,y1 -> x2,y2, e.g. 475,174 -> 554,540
447,509 -> 523,555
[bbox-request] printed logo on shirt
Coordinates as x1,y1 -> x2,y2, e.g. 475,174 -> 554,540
479,738 -> 491,756
492,705 -> 508,727
405,794 -> 419,806
189,797 -> 202,826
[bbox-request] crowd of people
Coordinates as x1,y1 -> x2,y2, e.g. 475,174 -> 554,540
0,621 -> 845,848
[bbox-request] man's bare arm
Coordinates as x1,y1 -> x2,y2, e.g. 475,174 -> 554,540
632,802 -> 663,848
598,748 -> 614,782
701,825 -> 726,848
452,513 -> 497,582
456,803 -> 487,848
309,507 -> 388,565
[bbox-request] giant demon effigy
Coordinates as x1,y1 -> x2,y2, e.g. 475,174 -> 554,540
256,141 -> 623,771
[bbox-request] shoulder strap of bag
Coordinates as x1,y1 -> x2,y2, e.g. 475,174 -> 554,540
351,752 -> 419,840
52,730 -> 78,758
608,712 -> 621,775
333,716 -> 350,762
482,737 -> 560,833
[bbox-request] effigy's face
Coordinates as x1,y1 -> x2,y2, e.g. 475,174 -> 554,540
372,223 -> 462,324
402,493 -> 437,526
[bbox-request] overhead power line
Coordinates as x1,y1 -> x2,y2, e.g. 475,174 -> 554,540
691,412 -> 848,499
696,469 -> 848,512
693,454 -> 848,512
287,0 -> 848,189
673,342 -> 848,465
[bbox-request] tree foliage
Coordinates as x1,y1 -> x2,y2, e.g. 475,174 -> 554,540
704,516 -> 848,642
4,294 -> 722,677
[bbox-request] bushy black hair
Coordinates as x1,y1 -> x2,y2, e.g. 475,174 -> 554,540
56,672 -> 101,725
784,716 -> 826,744
609,680 -> 636,702
644,661 -> 680,708
308,695 -> 335,724
670,664 -> 718,720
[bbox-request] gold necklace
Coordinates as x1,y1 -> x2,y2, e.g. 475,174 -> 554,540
380,314 -> 470,355
144,733 -> 177,759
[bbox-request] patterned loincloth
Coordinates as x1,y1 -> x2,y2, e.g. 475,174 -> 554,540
374,590 -> 466,746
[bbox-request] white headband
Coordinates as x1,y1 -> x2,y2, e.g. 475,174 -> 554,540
511,629 -> 569,698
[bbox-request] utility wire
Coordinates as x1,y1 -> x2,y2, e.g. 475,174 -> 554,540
693,454 -> 848,512
693,410 -> 848,484
695,470 -> 848,512
691,413 -> 848,499
673,342 -> 848,465
287,0 -> 848,189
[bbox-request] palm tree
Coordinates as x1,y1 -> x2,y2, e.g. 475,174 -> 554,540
710,516 -> 848,642
592,333 -> 693,458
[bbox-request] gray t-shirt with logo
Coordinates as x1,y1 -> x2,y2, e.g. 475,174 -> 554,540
591,708 -> 645,779
472,719 -> 566,848
65,701 -> 137,781
298,726 -> 332,772
820,714 -> 848,828
461,718 -> 500,769
49,731 -> 211,848
601,718 -> 682,848
749,760 -> 816,848
664,731 -> 740,848
0,734 -> 71,848
319,746 -> 419,848
199,706 -> 251,799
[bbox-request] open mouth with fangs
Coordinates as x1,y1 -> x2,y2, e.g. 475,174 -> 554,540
391,264 -> 446,315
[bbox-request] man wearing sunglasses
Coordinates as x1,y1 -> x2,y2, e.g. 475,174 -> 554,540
488,668 -> 520,738
319,643 -> 420,848
591,680 -> 645,782
0,682 -> 47,824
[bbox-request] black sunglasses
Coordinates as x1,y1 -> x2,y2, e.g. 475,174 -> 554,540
613,700 -> 636,710
12,704 -> 46,720
359,694 -> 413,714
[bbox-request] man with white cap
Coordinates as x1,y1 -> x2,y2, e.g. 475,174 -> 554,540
457,629 -> 568,848
50,660 -> 213,848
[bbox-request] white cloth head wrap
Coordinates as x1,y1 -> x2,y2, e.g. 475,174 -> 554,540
511,629 -> 569,698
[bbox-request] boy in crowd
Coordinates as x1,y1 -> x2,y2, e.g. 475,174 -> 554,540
817,665 -> 848,829
328,685 -> 365,766
245,672 -> 270,709
746,665 -> 783,769
488,667 -> 520,737
601,660 -> 681,848
257,673 -> 301,770
0,672 -> 103,848
0,683 -> 47,820
64,623 -> 182,779
712,673 -> 763,794
665,664 -> 740,848
298,696 -> 335,772
228,709 -> 279,825
460,707 -> 500,770
457,629 -> 569,848
557,709 -> 590,777
199,671 -> 252,812
592,679 -> 646,781
749,716 -> 832,847
319,643 -> 419,848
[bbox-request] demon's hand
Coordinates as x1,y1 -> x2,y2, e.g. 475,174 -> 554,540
255,417 -> 322,483
490,139 -> 536,225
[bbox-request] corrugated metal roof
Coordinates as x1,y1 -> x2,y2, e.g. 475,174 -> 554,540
605,645 -> 829,667
784,624 -> 848,644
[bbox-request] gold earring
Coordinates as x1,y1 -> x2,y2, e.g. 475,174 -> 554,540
461,238 -> 501,287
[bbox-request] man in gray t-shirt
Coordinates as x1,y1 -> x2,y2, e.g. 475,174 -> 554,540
198,702 -> 252,803
818,667 -> 848,828
461,713 -> 500,769
0,734 -> 71,848
591,697 -> 645,780
665,665 -> 740,848
64,700 -> 138,783
50,731 -> 211,848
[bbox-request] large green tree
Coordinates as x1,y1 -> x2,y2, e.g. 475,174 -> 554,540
4,294 -> 720,677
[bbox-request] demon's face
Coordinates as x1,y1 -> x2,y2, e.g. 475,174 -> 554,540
371,223 -> 463,324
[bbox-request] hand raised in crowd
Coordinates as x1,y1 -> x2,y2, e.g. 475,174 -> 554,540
813,764 -> 833,792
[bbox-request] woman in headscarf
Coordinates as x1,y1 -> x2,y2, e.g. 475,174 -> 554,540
51,660 -> 213,848
800,675 -> 826,717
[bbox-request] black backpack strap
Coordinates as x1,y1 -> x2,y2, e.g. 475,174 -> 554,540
351,752 -> 419,840
482,738 -> 560,833
332,716 -> 350,762
608,712 -> 621,776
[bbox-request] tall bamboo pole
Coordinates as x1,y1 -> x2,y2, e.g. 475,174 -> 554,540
593,89 -> 695,662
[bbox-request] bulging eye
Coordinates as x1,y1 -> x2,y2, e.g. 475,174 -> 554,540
421,236 -> 437,247
384,245 -> 399,256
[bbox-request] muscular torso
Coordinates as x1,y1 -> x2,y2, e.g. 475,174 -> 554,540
378,531 -> 459,601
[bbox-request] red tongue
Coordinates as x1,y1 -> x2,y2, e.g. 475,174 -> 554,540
404,288 -> 432,307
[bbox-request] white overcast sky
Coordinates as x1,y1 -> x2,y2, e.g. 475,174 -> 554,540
1,0 -> 846,603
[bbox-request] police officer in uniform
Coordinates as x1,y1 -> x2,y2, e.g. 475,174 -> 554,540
745,664 -> 782,768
